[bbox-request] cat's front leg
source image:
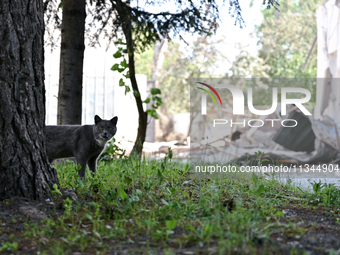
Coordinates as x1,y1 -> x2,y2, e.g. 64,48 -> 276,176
88,155 -> 98,178
76,155 -> 88,179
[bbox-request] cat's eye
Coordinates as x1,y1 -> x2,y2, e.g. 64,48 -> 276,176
99,127 -> 104,130
108,127 -> 112,131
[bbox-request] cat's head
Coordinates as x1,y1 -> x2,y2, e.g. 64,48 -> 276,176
93,115 -> 118,145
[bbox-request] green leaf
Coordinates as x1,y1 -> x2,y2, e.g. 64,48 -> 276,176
64,197 -> 73,205
150,88 -> 161,95
0,241 -> 18,252
111,63 -> 119,71
119,78 -> 125,87
124,176 -> 132,185
113,51 -> 122,58
161,198 -> 168,205
297,187 -> 306,194
146,109 -> 159,119
185,225 -> 196,233
152,96 -> 163,106
93,229 -> 101,239
115,38 -> 126,45
203,224 -> 213,236
121,58 -> 128,68
143,98 -> 150,103
168,147 -> 173,159
52,184 -> 62,196
125,86 -> 131,95
257,184 -> 266,196
117,188 -> 128,201
60,237 -> 69,244
166,219 -> 177,230
183,191 -> 189,198
275,211 -> 285,217
157,169 -> 164,184
153,111 -> 160,119
76,163 -> 82,171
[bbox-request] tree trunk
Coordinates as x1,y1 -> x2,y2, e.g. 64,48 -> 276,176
0,0 -> 59,200
151,39 -> 170,141
116,0 -> 147,155
127,26 -> 148,155
58,0 -> 86,125
151,38 -> 168,81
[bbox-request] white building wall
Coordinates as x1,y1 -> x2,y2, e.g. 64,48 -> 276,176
44,44 -> 147,142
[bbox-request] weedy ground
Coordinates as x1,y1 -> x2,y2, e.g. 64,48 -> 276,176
1,152 -> 340,254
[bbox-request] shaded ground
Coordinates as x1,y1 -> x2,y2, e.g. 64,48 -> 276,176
273,204 -> 340,254
1,197 -> 340,254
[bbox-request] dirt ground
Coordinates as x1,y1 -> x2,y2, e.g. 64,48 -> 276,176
273,204 -> 340,255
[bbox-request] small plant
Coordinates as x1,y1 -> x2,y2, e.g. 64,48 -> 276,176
185,222 -> 213,243
153,219 -> 177,241
51,183 -> 62,196
310,179 -> 322,195
63,198 -> 73,216
0,241 -> 18,252
254,150 -> 270,167
100,138 -> 126,161
117,188 -> 128,201
307,180 -> 340,206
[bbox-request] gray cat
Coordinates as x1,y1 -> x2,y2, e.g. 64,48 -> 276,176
45,115 -> 118,178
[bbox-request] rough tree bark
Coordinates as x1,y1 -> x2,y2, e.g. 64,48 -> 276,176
58,0 -> 86,125
116,0 -> 148,155
0,0 -> 59,200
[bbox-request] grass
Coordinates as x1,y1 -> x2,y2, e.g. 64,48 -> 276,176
2,151 -> 340,254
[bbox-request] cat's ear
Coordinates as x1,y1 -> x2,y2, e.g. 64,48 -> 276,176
110,116 -> 118,125
94,115 -> 102,124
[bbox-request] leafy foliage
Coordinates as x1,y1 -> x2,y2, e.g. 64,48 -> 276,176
111,39 -> 131,95
229,0 -> 279,27
99,138 -> 126,161
229,0 -> 316,79
304,180 -> 340,206
111,39 -> 163,119
135,36 -> 227,115
257,0 -> 317,78
86,0 -> 221,52
44,0 -> 280,50
134,47 -> 153,79
159,38 -> 224,114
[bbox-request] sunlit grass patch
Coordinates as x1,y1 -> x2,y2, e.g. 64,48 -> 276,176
12,151 -> 336,254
